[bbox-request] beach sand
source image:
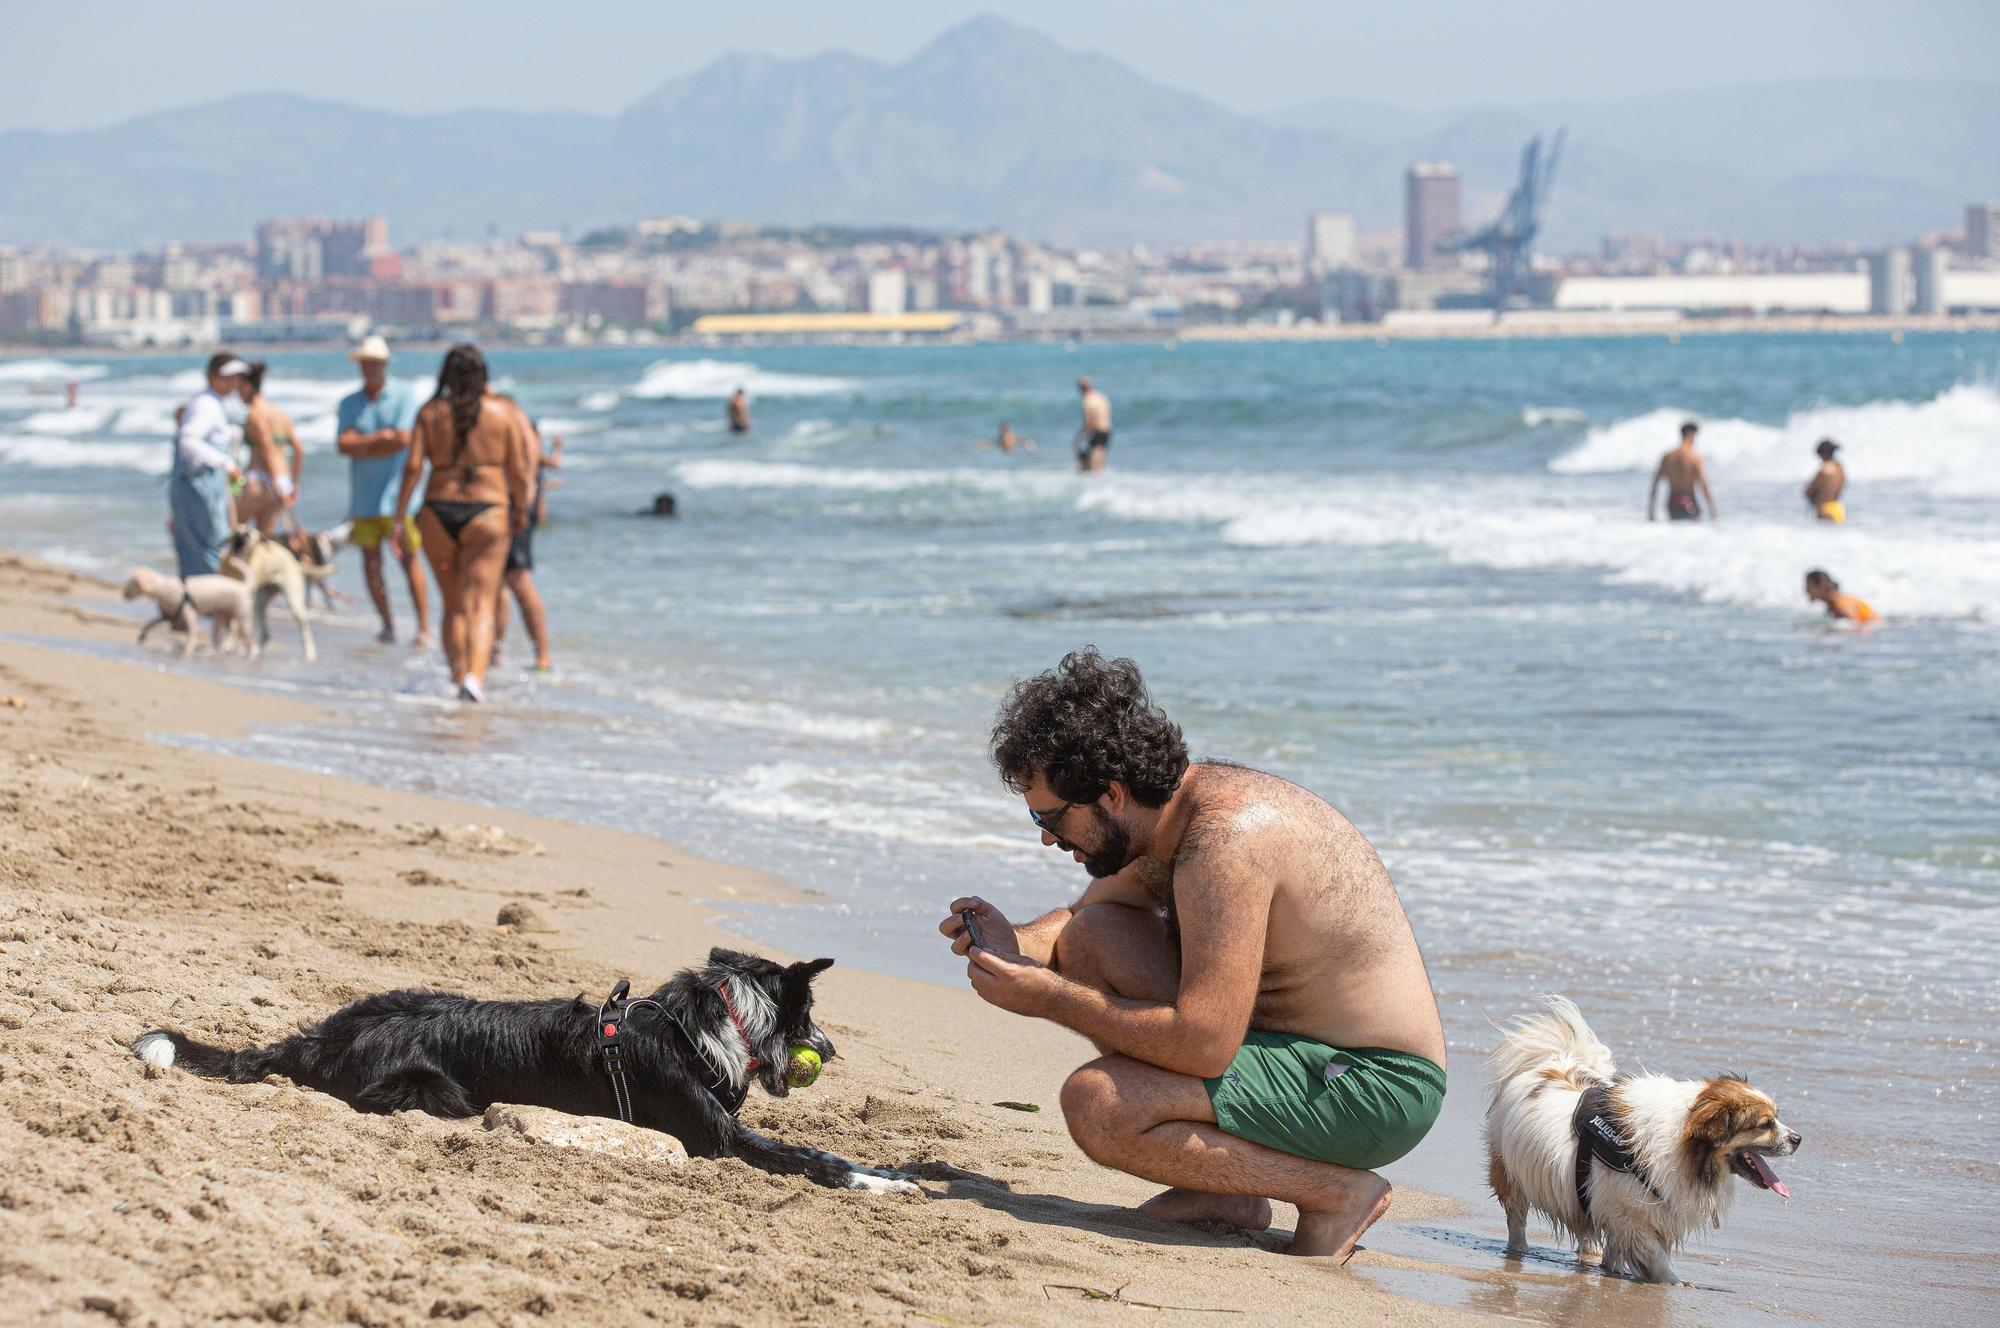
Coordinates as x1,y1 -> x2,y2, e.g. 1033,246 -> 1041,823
0,552 -> 1490,1327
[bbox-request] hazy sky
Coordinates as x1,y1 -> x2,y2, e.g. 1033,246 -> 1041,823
5,0 -> 1994,132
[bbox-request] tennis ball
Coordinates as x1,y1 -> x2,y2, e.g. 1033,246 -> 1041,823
785,1045 -> 822,1088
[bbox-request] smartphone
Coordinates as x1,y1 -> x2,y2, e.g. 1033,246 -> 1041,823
959,908 -> 984,951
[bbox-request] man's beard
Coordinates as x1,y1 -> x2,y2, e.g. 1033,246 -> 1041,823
1079,806 -> 1139,879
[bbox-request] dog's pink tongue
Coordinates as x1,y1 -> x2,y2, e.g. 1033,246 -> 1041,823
1749,1153 -> 1789,1199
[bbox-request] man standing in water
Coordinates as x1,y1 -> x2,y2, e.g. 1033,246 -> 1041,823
1073,377 -> 1112,473
727,387 -> 752,435
1804,439 -> 1846,523
941,650 -> 1446,1260
1648,420 -> 1717,521
336,336 -> 432,645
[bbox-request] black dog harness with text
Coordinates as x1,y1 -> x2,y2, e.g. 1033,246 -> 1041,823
1572,1083 -> 1664,1215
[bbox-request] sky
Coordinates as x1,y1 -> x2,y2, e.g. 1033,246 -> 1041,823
5,0 -> 1995,132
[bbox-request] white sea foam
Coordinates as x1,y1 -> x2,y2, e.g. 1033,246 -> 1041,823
708,761 -> 1029,854
1523,406 -> 1589,426
629,358 -> 859,400
0,433 -> 168,474
1550,383 -> 2000,492
636,687 -> 903,744
0,359 -> 109,384
1080,472 -> 2000,623
675,458 -> 1018,494
19,405 -> 116,435
578,389 -> 620,412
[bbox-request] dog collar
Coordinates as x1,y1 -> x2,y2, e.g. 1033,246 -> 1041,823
1573,1082 -> 1664,1216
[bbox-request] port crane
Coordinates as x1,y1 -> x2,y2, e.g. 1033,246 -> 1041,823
1446,128 -> 1566,306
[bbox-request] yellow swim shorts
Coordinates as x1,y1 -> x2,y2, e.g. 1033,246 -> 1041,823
1816,501 -> 1846,524
349,515 -> 421,550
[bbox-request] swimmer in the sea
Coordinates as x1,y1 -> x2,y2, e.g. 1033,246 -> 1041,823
977,423 -> 1035,454
1805,569 -> 1877,623
1649,420 -> 1716,522
1805,439 -> 1846,523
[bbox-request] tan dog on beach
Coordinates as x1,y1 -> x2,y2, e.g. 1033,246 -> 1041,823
221,527 -> 330,661
123,567 -> 254,657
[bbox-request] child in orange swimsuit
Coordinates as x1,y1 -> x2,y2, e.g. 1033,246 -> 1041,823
1804,569 -> 1878,622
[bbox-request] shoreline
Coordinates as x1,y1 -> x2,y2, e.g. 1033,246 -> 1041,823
5,311 -> 1997,358
0,550 -> 1490,1327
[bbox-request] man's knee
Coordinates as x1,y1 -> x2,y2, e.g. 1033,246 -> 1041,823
1053,902 -> 1151,982
1059,1060 -> 1128,1163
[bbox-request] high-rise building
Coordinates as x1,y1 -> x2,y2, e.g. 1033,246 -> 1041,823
866,268 -> 908,316
1305,212 -> 1355,275
1868,248 -> 1912,315
1404,164 -> 1460,271
1912,246 -> 1947,315
1967,201 -> 2000,260
255,217 -> 387,282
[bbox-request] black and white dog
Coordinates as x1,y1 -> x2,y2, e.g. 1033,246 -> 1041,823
132,948 -> 917,1194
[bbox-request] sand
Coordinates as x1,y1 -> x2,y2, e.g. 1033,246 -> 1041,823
0,552 -> 1488,1327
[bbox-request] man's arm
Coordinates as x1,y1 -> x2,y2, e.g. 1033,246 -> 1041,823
1697,456 -> 1717,520
336,425 -> 406,459
970,840 -> 1273,1079
1647,460 -> 1664,520
175,395 -> 237,476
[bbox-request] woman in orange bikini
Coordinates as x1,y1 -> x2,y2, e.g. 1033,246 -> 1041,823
390,345 -> 529,703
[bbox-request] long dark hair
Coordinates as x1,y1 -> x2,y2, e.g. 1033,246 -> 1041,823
431,344 -> 487,451
242,361 -> 268,397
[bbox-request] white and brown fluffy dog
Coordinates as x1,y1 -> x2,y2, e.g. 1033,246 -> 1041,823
123,567 -> 254,657
1485,997 -> 1800,1283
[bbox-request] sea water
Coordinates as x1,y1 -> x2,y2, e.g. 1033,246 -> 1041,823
3,335 -> 1995,1322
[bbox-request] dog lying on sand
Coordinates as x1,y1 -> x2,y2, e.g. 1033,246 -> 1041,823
122,567 -> 253,657
1486,996 -> 1800,1283
133,947 -> 919,1194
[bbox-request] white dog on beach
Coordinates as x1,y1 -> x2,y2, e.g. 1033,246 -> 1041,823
122,567 -> 254,658
1485,996 -> 1801,1284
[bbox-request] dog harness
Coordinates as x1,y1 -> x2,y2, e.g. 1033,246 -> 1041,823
594,979 -> 760,1121
1572,1083 -> 1664,1216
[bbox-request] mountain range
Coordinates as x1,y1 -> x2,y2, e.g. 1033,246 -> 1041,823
3,15 -> 1993,252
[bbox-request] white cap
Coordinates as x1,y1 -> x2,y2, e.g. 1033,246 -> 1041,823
348,334 -> 392,362
216,358 -> 250,376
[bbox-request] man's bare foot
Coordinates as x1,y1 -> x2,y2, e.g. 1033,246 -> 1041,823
1137,1188 -> 1272,1231
415,631 -> 434,649
1288,1178 -> 1392,1260
375,627 -> 394,644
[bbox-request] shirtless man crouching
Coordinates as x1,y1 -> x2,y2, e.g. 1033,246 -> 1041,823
940,649 -> 1446,1259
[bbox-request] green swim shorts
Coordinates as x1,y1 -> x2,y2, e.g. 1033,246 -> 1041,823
1204,1031 -> 1445,1170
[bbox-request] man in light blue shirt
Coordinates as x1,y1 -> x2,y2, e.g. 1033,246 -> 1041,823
336,335 -> 432,645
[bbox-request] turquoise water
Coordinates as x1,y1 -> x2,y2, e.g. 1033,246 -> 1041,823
4,335 -> 1996,1321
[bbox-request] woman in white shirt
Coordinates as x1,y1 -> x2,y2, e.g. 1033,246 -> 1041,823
169,352 -> 246,576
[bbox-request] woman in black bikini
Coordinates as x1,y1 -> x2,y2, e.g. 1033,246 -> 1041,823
390,344 -> 529,703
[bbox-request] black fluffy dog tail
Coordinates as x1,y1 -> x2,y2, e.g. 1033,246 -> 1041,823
132,1028 -> 302,1082
132,1029 -> 239,1076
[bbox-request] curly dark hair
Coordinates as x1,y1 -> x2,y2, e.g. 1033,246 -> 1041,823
991,648 -> 1188,808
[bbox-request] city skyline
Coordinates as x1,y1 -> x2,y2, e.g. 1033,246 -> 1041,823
5,0 -> 1997,133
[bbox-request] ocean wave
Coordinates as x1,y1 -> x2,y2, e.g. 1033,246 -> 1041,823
1550,383 -> 2000,492
675,458 -> 1016,494
708,760 -> 1029,854
1522,405 -> 1588,426
634,686 -> 905,744
19,405 -> 116,435
1081,472 -> 2000,622
578,389 -> 620,412
628,358 -> 860,400
0,359 -> 110,384
0,433 -> 168,474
